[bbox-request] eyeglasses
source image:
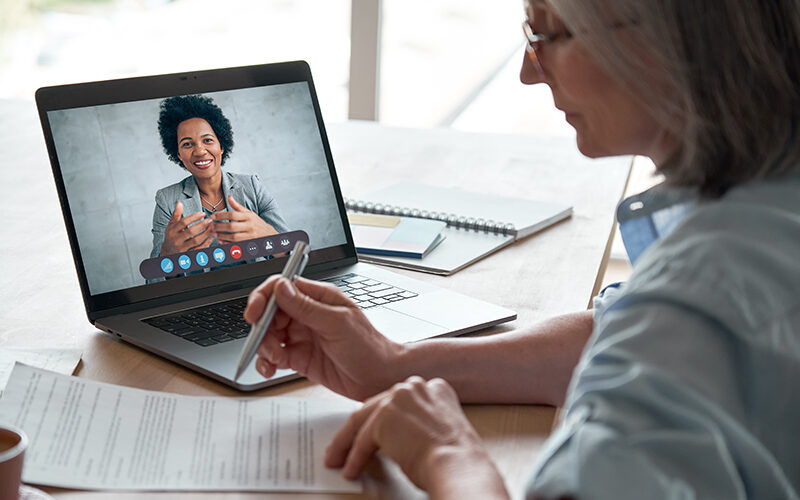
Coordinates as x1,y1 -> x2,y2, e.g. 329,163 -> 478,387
522,20 -> 573,78
523,18 -> 636,78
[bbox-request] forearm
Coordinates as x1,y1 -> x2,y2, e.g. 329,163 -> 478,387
395,310 -> 593,406
425,446 -> 510,500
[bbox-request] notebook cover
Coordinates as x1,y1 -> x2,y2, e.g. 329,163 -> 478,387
358,182 -> 572,240
349,214 -> 447,259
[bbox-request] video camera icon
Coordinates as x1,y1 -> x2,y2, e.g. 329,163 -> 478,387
178,255 -> 191,270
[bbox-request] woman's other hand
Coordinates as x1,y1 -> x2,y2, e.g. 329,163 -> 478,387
326,376 -> 508,498
160,201 -> 214,256
211,195 -> 279,243
244,276 -> 406,401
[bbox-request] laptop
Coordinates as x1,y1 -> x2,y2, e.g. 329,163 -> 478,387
35,61 -> 516,391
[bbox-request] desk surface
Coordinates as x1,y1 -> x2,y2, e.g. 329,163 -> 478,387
0,99 -> 631,499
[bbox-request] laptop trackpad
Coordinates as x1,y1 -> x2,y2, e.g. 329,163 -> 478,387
365,307 -> 448,344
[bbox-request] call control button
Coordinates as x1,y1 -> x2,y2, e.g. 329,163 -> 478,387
213,248 -> 225,263
196,251 -> 209,267
230,245 -> 242,259
178,254 -> 191,270
160,258 -> 174,273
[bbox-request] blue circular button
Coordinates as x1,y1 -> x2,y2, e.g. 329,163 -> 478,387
212,248 -> 226,263
196,251 -> 209,267
178,254 -> 191,270
160,258 -> 174,273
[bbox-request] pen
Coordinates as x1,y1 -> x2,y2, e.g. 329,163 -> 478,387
234,240 -> 310,380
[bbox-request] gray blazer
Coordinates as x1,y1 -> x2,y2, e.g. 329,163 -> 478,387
149,171 -> 289,258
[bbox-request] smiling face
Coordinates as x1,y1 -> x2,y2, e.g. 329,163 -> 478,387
521,1 -> 675,165
176,117 -> 224,181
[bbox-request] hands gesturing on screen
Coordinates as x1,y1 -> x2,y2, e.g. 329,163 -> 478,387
244,276 -> 406,401
211,196 -> 278,244
159,201 -> 214,256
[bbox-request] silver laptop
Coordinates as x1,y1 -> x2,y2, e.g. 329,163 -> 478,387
36,61 -> 516,391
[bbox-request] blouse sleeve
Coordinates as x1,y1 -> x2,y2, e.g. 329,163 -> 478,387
526,295 -> 797,500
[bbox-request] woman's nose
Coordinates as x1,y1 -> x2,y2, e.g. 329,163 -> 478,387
519,50 -> 546,85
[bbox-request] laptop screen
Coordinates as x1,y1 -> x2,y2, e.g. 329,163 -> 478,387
39,63 -> 354,312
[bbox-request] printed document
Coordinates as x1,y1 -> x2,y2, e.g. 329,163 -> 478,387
0,364 -> 360,493
0,347 -> 82,396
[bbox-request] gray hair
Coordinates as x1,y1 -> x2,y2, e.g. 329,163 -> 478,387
549,0 -> 800,197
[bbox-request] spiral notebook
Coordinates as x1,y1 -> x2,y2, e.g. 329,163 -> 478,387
345,182 -> 572,275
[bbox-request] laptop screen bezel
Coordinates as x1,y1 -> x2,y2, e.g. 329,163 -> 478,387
36,61 -> 357,321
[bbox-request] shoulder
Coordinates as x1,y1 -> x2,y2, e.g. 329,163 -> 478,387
225,171 -> 264,192
225,171 -> 257,184
155,175 -> 193,202
622,172 -> 800,332
225,171 -> 261,185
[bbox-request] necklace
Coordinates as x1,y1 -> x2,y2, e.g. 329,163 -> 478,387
200,195 -> 224,212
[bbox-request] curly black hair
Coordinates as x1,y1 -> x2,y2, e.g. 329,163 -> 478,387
157,94 -> 234,168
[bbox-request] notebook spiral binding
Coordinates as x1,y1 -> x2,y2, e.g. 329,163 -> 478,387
344,198 -> 518,236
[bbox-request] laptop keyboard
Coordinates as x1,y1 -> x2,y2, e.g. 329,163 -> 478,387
143,273 -> 417,347
321,273 -> 418,309
143,298 -> 250,347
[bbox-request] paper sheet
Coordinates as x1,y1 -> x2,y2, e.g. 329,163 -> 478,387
0,347 -> 82,396
0,364 -> 361,493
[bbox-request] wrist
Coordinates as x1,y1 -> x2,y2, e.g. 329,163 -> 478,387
392,340 -> 422,383
423,444 -> 508,500
379,338 -> 412,388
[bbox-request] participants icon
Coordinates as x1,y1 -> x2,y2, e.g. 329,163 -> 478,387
178,254 -> 191,270
230,245 -> 242,259
160,258 -> 174,273
195,251 -> 209,267
213,248 -> 226,263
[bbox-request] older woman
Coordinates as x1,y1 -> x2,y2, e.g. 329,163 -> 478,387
245,0 -> 800,498
150,94 -> 289,259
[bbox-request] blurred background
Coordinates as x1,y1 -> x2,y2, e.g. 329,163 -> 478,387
1,0 -> 654,282
0,0 -> 572,133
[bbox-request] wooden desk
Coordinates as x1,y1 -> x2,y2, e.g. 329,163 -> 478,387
0,99 -> 631,499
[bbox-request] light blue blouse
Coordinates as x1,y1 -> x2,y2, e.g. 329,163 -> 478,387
527,170 -> 800,499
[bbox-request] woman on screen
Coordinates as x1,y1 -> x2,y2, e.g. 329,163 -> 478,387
245,0 -> 800,498
149,94 -> 289,259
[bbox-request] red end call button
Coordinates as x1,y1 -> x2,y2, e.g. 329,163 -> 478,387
230,245 -> 242,259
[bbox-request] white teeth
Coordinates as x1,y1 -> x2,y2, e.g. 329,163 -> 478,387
194,160 -> 212,166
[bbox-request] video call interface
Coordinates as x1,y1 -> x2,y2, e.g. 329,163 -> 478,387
49,82 -> 348,296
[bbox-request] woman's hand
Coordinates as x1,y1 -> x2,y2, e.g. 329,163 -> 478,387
211,196 -> 279,244
326,376 -> 509,498
160,201 -> 214,256
243,276 -> 407,401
